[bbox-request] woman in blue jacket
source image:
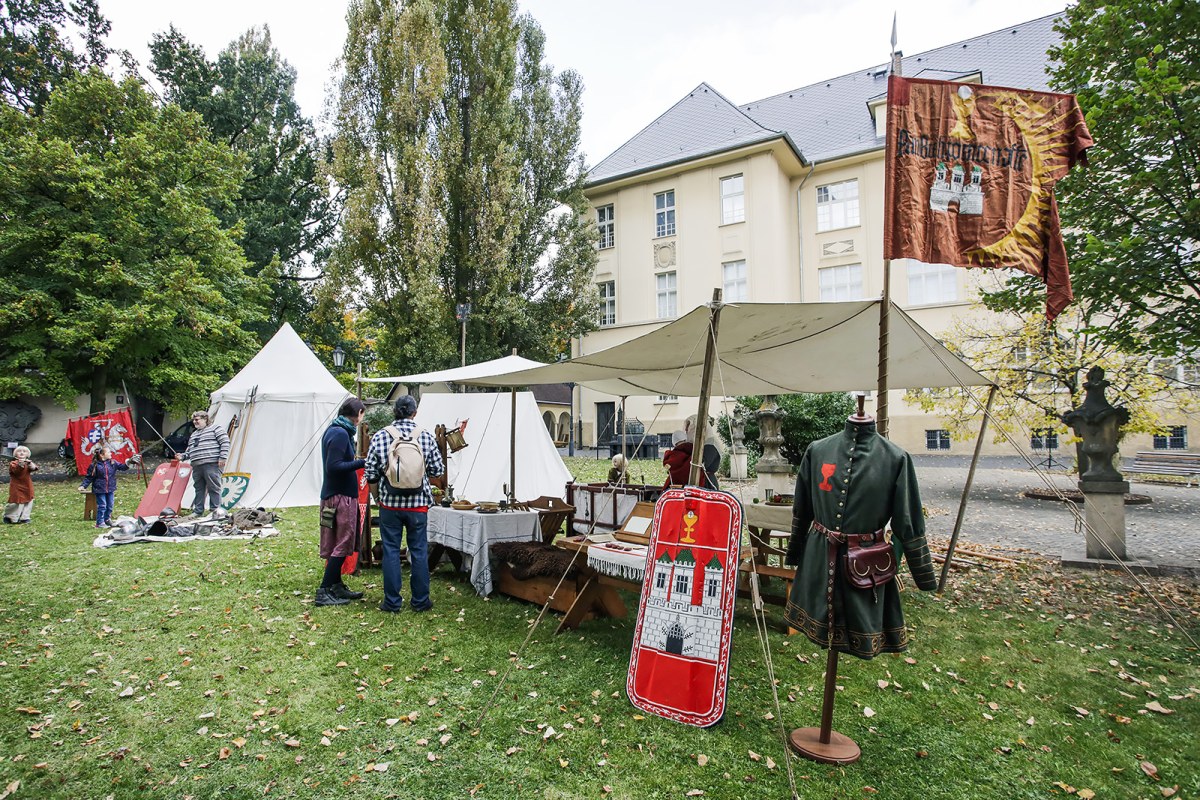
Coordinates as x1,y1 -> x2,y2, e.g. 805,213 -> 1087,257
315,398 -> 367,607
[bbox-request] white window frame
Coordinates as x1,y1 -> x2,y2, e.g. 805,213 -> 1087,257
1153,426 -> 1188,450
722,260 -> 748,302
1151,353 -> 1200,386
656,271 -> 677,319
925,429 -> 951,451
598,280 -> 616,327
720,174 -> 744,225
597,204 -> 614,249
818,263 -> 863,301
1030,429 -> 1059,450
816,179 -> 860,232
655,190 -> 676,238
907,261 -> 959,305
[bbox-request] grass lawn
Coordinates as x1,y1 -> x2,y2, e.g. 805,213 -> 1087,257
1,477 -> 1197,799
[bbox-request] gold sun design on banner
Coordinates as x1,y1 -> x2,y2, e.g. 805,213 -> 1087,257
966,91 -> 1076,271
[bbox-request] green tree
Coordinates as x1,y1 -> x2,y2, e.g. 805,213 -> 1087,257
906,304 -> 1197,453
718,393 -> 856,468
1,0 -> 112,114
980,0 -> 1200,362
148,25 -> 341,344
327,0 -> 596,374
0,70 -> 268,412
327,0 -> 451,373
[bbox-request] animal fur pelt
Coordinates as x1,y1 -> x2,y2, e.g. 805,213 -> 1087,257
489,542 -> 578,581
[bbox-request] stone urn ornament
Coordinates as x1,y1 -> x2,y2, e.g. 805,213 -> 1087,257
1060,366 -> 1130,485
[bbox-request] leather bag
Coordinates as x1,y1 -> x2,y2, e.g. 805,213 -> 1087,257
842,538 -> 896,591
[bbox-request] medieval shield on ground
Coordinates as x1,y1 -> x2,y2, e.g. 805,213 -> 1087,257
627,486 -> 742,727
136,461 -> 192,519
220,472 -> 251,510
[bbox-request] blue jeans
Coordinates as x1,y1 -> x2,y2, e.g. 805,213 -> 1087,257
95,492 -> 114,525
378,508 -> 430,610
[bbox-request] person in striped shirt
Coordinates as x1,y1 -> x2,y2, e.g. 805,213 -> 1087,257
363,395 -> 444,613
179,411 -> 230,517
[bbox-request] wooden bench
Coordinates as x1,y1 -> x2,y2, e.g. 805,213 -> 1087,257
1128,451 -> 1200,486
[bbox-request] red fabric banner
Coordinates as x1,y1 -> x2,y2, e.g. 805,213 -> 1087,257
65,408 -> 140,476
883,76 -> 1092,320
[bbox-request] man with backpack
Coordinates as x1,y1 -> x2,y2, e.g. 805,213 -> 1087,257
363,395 -> 445,613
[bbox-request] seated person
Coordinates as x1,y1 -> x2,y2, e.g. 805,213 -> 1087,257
607,453 -> 630,485
662,430 -> 692,488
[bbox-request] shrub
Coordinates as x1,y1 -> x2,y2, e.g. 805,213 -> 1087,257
718,393 -> 855,467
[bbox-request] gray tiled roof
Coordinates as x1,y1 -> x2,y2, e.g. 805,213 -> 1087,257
588,82 -> 792,184
587,12 -> 1062,186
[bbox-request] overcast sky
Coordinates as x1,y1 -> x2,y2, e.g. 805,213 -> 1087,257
98,0 -> 1067,166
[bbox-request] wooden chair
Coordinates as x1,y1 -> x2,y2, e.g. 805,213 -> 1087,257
523,495 -> 574,544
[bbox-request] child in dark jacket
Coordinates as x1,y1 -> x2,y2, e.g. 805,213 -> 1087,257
79,446 -> 130,528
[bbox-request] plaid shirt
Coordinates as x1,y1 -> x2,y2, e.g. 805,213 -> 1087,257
363,419 -> 444,510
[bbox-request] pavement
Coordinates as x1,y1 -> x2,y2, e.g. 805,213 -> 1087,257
912,455 -> 1200,575
562,448 -> 1200,575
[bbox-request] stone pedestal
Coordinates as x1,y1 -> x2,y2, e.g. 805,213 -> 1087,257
1079,480 -> 1128,561
729,419 -> 749,481
1061,366 -> 1133,565
755,396 -> 792,500
729,452 -> 749,481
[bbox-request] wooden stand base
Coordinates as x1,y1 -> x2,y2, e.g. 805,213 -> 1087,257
788,726 -> 861,765
84,493 -> 97,521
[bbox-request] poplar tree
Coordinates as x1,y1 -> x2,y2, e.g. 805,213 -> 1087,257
328,0 -> 597,374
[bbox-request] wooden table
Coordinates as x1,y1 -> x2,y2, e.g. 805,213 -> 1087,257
427,506 -> 540,596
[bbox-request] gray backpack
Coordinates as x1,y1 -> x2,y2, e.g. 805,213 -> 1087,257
383,425 -> 427,491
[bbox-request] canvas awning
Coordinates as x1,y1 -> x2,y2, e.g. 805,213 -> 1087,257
361,354 -> 547,386
462,300 -> 990,395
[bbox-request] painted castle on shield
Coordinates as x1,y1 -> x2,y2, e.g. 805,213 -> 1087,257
639,547 -> 725,661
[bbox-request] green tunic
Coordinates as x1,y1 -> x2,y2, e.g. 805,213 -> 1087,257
783,421 -> 937,659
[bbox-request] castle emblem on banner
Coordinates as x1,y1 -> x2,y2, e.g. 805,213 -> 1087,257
929,161 -> 983,214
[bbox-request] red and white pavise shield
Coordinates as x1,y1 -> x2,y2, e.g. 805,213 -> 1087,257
627,487 -> 742,727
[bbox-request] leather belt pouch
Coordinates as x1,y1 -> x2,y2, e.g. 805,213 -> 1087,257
843,538 -> 896,590
320,505 -> 337,529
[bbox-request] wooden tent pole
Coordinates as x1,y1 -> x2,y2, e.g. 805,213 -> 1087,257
938,384 -> 998,593
510,348 -> 518,503
689,288 -> 724,487
877,268 -> 891,438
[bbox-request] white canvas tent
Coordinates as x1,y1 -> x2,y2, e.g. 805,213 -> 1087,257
187,323 -> 350,509
413,391 -> 572,503
360,354 -> 547,387
462,300 -> 990,395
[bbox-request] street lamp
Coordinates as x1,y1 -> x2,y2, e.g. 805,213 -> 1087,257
332,345 -> 346,369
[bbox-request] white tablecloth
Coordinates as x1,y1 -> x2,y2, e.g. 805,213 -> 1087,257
427,507 -> 540,596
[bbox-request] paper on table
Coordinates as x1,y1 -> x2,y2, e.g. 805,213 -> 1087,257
622,516 -> 652,535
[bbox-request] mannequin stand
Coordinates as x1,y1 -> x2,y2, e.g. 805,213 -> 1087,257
788,648 -> 861,764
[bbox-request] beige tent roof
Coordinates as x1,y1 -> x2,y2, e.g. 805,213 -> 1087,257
360,354 -> 547,386
464,300 -> 990,395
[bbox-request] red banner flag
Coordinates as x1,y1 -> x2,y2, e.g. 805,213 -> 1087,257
883,76 -> 1092,320
65,408 -> 140,476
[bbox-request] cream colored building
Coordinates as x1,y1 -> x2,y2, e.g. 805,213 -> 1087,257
575,12 -> 1195,458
